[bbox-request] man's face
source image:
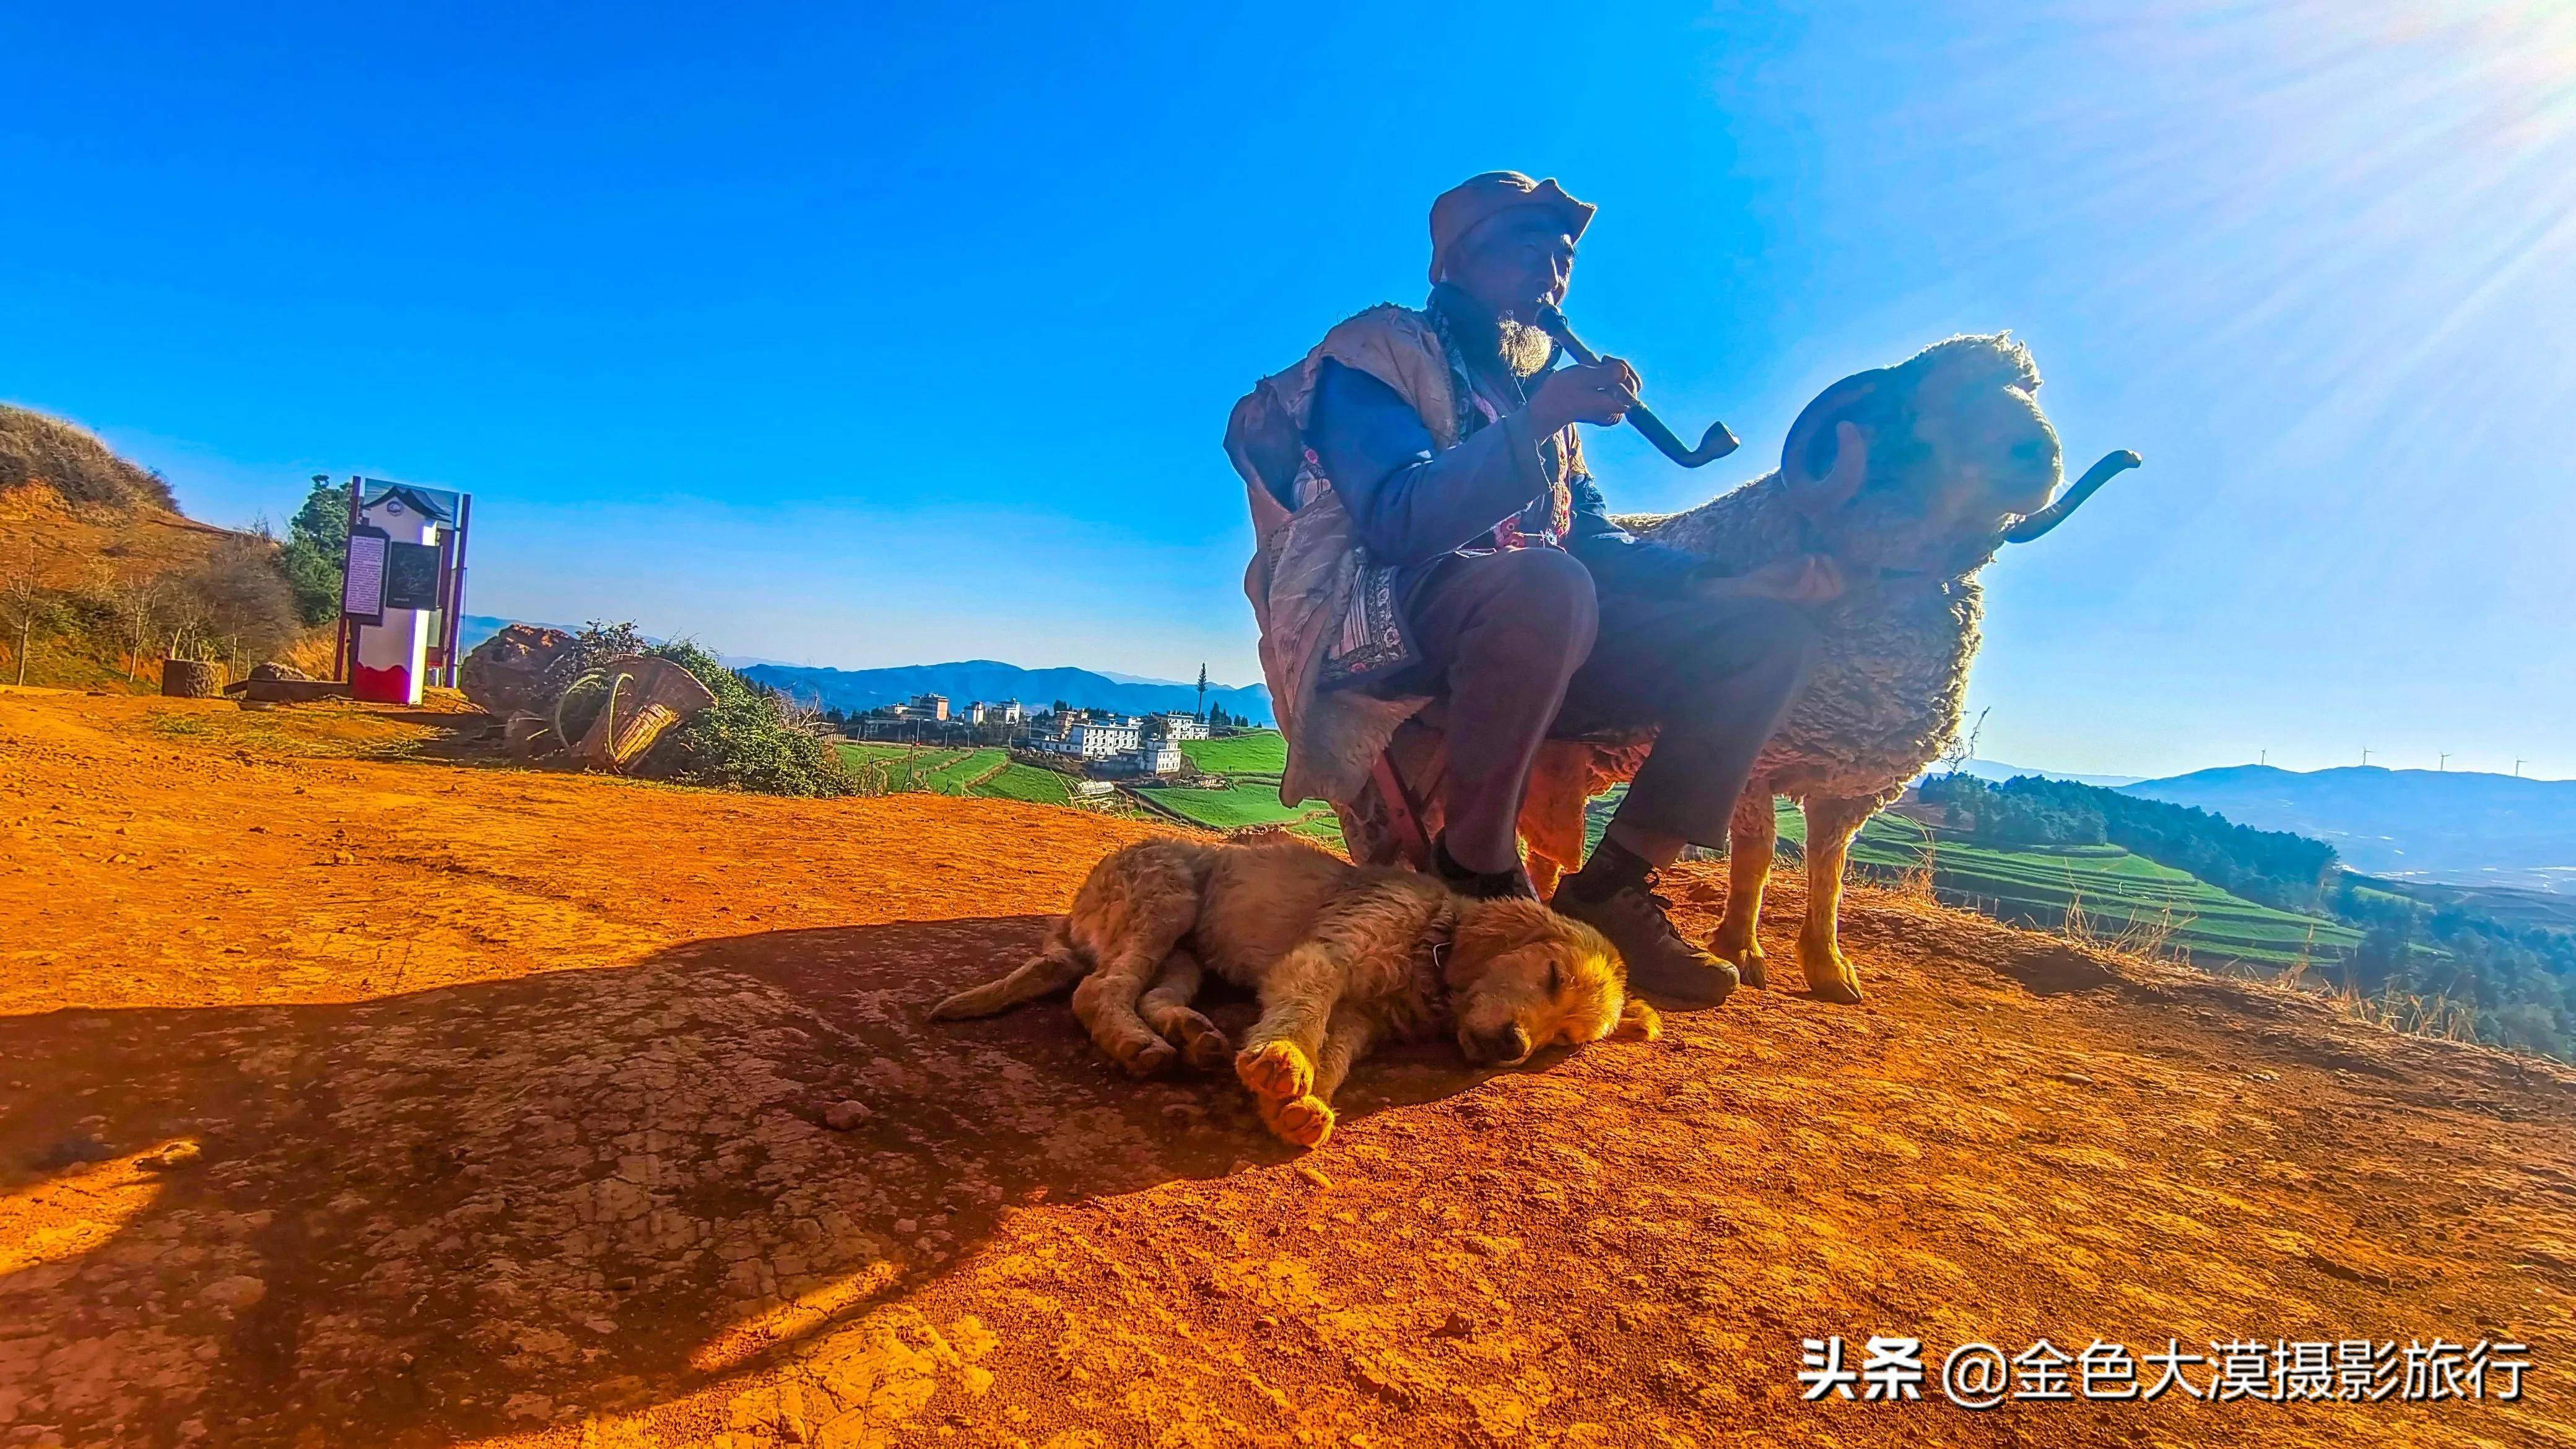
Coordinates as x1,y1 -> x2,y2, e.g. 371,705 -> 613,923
1447,207 -> 1578,320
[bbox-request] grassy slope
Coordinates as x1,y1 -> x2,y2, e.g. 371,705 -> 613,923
1158,733 -> 1339,845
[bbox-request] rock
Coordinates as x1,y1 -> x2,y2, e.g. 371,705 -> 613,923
202,1275 -> 268,1310
160,658 -> 225,698
141,1139 -> 203,1172
822,1100 -> 873,1131
458,624 -> 578,719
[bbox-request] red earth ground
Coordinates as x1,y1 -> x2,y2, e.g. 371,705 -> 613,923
2,686 -> 2570,1448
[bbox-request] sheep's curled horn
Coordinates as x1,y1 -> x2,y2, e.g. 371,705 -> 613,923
2001,449 -> 2143,543
1779,368 -> 1884,515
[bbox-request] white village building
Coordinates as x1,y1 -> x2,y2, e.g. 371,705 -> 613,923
1053,720 -> 1141,758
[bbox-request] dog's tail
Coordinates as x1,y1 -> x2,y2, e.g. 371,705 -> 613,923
930,916 -> 1088,1020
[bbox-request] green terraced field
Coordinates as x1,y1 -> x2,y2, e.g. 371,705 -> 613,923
1834,814 -> 2359,967
837,743 -> 972,792
1584,785 -> 2354,968
838,744 -> 1084,805
918,748 -> 1007,794
1134,780 -> 1320,830
1178,731 -> 1288,778
972,762 -> 1076,806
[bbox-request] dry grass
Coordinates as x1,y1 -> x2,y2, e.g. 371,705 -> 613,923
0,404 -> 176,510
2058,891 -> 2492,1051
2330,979 -> 2483,1044
2058,884 -> 2196,965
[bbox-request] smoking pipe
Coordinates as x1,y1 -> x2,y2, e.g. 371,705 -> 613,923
1533,303 -> 1739,468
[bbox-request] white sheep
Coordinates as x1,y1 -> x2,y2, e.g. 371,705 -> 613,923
1512,334 -> 2138,1001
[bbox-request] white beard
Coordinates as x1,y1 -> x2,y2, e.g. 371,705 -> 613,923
1496,317 -> 1556,380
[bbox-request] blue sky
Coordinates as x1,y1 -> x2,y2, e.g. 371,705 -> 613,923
4,1 -> 2569,779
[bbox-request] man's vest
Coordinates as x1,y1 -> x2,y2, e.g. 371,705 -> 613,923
1223,303 -> 1580,810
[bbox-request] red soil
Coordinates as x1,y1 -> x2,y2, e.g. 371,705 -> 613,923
1,687 -> 2570,1448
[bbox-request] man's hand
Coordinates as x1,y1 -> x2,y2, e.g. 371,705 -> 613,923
1701,553 -> 1848,607
1528,357 -> 1640,435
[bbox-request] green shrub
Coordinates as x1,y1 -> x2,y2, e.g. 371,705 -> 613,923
550,624 -> 856,798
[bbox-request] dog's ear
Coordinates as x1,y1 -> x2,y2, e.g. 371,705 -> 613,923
1611,995 -> 1661,1042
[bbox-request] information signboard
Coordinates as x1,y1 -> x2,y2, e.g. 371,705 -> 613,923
342,526 -> 389,624
385,541 -> 443,611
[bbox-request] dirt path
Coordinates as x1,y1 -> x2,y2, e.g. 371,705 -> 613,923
2,687 -> 2570,1448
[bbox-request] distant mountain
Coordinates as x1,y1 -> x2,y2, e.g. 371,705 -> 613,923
2123,765 -> 2576,895
1943,757 -> 2144,788
743,659 -> 1274,725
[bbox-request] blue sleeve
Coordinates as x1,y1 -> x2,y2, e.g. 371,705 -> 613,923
1564,474 -> 1707,597
1308,360 -> 1558,566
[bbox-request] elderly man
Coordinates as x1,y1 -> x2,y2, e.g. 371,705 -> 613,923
1234,172 -> 1837,1006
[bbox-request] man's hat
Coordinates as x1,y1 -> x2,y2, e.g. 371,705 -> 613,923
1428,171 -> 1596,284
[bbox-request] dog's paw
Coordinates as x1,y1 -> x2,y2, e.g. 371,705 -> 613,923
1235,1040 -> 1314,1101
1175,1017 -> 1234,1071
1263,1094 -> 1336,1149
1121,1037 -> 1178,1078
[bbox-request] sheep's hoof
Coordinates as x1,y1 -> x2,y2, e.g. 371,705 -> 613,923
1799,943 -> 1865,1005
1706,930 -> 1768,990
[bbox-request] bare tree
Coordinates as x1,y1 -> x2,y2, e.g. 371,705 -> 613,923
0,569 -> 67,687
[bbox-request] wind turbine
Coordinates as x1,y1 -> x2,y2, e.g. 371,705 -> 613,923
2439,752 -> 2450,772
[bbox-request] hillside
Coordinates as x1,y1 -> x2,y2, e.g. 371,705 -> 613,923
1948,756 -> 2144,788
3,685 -> 2569,1448
746,658 -> 1276,724
0,401 -> 178,510
0,406 -> 315,688
2126,764 -> 2576,894
1582,786 -> 2362,969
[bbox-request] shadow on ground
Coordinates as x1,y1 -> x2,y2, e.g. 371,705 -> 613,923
0,917 -> 1490,1447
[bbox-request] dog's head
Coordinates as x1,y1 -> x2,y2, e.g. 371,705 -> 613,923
1778,333 -> 2136,578
1444,897 -> 1660,1067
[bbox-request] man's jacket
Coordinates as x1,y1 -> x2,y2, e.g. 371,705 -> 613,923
1224,299 -> 1693,809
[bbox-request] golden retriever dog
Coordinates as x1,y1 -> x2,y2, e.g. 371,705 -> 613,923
931,835 -> 1659,1148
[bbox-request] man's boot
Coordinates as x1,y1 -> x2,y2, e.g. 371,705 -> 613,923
1551,839 -> 1738,1007
1432,832 -> 1538,901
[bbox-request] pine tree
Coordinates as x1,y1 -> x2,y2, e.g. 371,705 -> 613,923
1196,663 -> 1208,721
279,475 -> 355,625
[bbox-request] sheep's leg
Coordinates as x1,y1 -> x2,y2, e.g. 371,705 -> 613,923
1139,948 -> 1230,1071
1797,796 -> 1876,1004
1258,1004 -> 1377,1149
1707,786 -> 1777,989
